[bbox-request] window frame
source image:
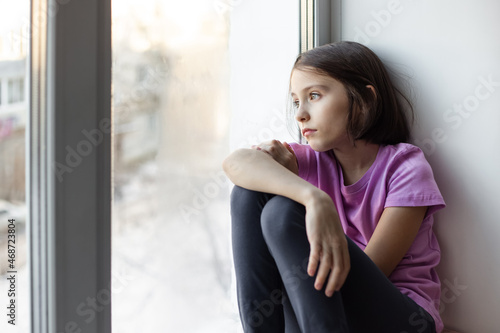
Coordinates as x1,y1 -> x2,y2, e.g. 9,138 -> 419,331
29,0 -> 112,332
300,0 -> 342,51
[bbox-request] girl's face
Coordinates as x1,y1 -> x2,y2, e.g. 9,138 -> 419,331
290,69 -> 351,152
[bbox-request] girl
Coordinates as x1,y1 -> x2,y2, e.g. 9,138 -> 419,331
223,41 -> 445,333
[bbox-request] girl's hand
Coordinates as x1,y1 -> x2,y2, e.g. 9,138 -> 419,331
251,140 -> 298,175
304,190 -> 350,297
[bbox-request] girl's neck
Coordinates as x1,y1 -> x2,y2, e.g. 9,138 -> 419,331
333,141 -> 380,186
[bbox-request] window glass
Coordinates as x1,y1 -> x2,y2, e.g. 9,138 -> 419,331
8,78 -> 24,104
111,1 -> 237,331
0,1 -> 29,332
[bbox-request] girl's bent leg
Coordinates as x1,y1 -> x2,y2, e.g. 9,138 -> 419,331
340,237 -> 436,333
259,195 -> 436,333
230,186 -> 285,332
260,195 -> 349,333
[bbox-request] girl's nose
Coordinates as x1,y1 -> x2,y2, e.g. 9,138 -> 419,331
294,105 -> 310,122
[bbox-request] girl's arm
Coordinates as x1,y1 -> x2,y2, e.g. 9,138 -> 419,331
223,140 -> 300,192
364,206 -> 428,277
223,141 -> 350,296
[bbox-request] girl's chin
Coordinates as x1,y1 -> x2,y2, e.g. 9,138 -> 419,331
308,142 -> 333,152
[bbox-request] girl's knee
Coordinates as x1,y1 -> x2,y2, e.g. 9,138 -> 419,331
261,196 -> 305,243
230,186 -> 262,210
230,186 -> 276,223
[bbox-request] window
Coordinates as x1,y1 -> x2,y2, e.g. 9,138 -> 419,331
0,2 -> 29,333
28,0 -> 299,332
111,1 -> 236,331
7,78 -> 24,104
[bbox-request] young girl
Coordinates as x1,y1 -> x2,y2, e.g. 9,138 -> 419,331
223,41 -> 445,333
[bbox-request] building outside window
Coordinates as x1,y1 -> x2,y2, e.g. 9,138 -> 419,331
7,77 -> 24,104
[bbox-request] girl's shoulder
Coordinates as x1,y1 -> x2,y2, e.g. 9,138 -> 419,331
380,142 -> 424,158
379,142 -> 445,214
378,143 -> 430,169
374,143 -> 440,192
288,142 -> 337,181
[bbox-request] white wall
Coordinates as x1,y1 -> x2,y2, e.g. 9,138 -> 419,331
228,0 -> 299,150
342,1 -> 500,332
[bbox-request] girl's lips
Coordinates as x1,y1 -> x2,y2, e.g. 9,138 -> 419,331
302,129 -> 317,137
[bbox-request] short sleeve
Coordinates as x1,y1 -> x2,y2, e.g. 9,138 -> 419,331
384,146 -> 445,217
288,143 -> 316,181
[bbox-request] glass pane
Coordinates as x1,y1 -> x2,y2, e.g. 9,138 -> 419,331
111,1 -> 237,331
0,1 -> 30,332
8,78 -> 25,104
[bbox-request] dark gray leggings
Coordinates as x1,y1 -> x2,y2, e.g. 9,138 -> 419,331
230,186 -> 436,333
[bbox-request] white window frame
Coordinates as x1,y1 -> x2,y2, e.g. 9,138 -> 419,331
29,0 -> 112,332
300,0 -> 342,50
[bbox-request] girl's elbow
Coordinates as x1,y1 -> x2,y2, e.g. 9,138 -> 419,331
222,148 -> 248,177
222,155 -> 233,176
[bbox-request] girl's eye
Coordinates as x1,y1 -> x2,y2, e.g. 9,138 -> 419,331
293,100 -> 300,109
310,92 -> 320,100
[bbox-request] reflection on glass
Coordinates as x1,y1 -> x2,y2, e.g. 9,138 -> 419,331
0,1 -> 29,332
112,1 -> 236,331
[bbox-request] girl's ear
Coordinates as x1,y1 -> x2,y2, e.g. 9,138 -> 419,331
366,85 -> 377,100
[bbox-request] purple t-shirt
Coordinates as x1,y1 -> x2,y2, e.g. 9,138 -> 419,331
290,142 -> 445,333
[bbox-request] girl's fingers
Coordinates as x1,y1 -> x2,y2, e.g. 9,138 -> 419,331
314,251 -> 332,291
253,140 -> 297,173
307,243 -> 321,277
252,141 -> 283,154
326,240 -> 350,295
283,141 -> 294,154
326,246 -> 344,295
341,242 -> 351,287
325,267 -> 337,297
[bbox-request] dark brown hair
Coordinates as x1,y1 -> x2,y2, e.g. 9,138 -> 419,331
290,41 -> 413,145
